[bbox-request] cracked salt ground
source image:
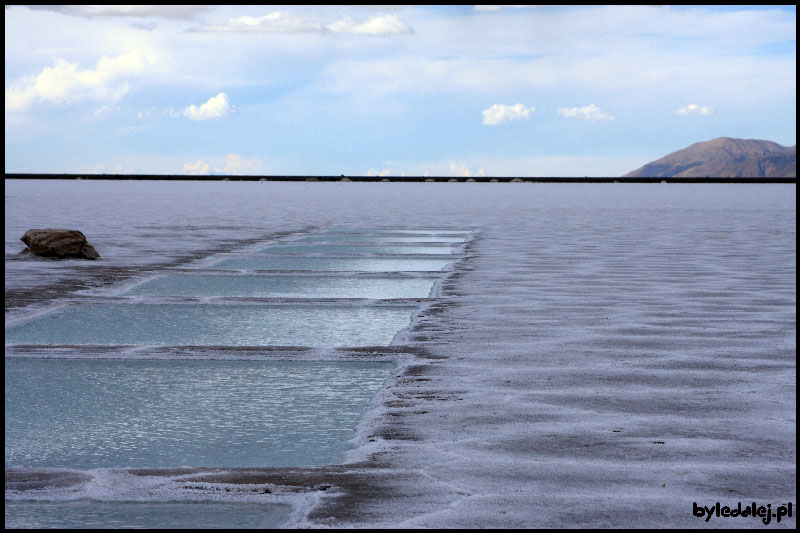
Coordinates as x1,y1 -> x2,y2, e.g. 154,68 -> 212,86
5,180 -> 796,528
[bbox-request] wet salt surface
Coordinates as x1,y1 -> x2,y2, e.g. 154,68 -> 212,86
5,180 -> 796,528
205,255 -> 454,272
123,274 -> 439,299
6,358 -> 395,469
295,234 -> 468,243
254,244 -> 458,255
4,500 -> 292,529
5,303 -> 418,347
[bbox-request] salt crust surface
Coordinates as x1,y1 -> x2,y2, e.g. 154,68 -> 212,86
5,180 -> 796,528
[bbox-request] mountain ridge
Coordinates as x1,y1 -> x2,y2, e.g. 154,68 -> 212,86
623,137 -> 796,178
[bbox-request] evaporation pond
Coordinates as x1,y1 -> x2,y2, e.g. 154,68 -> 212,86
296,234 -> 467,243
4,501 -> 292,529
207,256 -> 453,272
5,304 -> 417,347
5,358 -> 396,469
126,274 -> 438,299
256,244 -> 457,255
324,229 -> 471,235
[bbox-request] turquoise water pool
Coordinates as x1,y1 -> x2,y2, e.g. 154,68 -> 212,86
255,244 -> 457,255
125,274 -> 437,299
206,256 -> 454,272
5,304 -> 417,347
6,358 -> 395,469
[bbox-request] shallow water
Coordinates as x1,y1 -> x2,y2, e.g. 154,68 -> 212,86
255,244 -> 457,255
4,500 -> 292,529
124,274 -> 438,299
295,234 -> 467,243
5,304 -> 417,347
6,358 -> 396,469
5,180 -> 794,528
206,256 -> 454,272
322,228 -> 471,235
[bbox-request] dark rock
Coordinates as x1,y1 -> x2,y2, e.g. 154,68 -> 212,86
21,229 -> 100,260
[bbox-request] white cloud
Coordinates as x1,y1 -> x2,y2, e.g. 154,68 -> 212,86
675,104 -> 714,116
482,103 -> 534,125
473,5 -> 538,11
327,14 -> 413,36
557,103 -> 615,122
183,160 -> 211,175
218,153 -> 262,175
181,154 -> 263,175
93,104 -> 120,116
191,11 -> 413,36
23,5 -> 210,20
366,168 -> 394,177
394,154 -> 652,178
197,11 -> 324,33
5,50 -> 156,111
181,92 -> 235,121
450,161 -> 486,178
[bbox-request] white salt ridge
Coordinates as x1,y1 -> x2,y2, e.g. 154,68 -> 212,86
5,181 -> 795,528
5,466 -> 320,528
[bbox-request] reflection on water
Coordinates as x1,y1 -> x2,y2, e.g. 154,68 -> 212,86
3,215 -> 472,528
126,274 -> 437,299
295,234 -> 467,243
5,304 -> 416,347
255,244 -> 457,255
207,256 -> 453,272
322,229 -> 471,235
5,358 -> 395,469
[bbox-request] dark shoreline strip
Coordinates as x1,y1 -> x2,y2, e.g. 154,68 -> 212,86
5,173 -> 797,183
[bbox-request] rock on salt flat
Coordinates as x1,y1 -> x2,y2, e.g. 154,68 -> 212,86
21,228 -> 99,259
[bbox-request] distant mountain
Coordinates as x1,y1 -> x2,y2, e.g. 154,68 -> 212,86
623,137 -> 796,178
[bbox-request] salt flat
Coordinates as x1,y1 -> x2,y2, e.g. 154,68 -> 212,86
5,180 -> 796,528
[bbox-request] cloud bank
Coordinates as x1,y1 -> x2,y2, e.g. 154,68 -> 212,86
191,12 -> 413,36
22,5 -> 210,20
5,50 -> 156,111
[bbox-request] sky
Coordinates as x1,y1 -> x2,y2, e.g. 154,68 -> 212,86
4,5 -> 796,177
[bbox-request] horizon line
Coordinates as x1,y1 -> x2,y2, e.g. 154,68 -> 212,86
3,173 -> 796,184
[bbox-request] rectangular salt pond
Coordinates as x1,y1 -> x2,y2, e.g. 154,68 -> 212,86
256,244 -> 457,255
4,501 -> 292,530
5,304 -> 417,347
323,229 -> 471,235
207,256 -> 454,272
125,274 -> 438,299
295,234 -> 468,243
5,358 -> 396,469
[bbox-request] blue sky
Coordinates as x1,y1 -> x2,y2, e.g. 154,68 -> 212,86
4,5 -> 796,176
